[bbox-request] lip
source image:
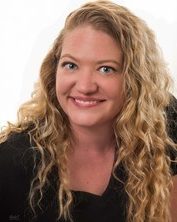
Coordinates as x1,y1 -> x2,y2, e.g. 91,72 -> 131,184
69,96 -> 105,108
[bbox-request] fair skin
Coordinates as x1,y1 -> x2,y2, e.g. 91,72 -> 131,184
55,25 -> 177,217
171,175 -> 177,222
56,25 -> 124,195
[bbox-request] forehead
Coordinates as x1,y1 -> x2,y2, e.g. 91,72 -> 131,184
61,25 -> 122,62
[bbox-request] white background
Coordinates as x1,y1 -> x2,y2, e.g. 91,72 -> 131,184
0,0 -> 177,127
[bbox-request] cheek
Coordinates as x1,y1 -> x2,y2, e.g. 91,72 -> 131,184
105,78 -> 124,99
55,75 -> 67,112
56,75 -> 62,94
56,72 -> 70,95
107,79 -> 125,110
55,73 -> 66,106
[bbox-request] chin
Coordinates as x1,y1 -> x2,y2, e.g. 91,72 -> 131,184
70,120 -> 98,128
69,115 -> 99,127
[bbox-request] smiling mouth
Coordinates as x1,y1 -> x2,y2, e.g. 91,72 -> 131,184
70,97 -> 105,107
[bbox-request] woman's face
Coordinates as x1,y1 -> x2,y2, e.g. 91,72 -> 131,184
56,25 -> 124,130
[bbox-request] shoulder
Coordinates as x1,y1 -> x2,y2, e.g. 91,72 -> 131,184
0,130 -> 37,186
0,130 -> 32,153
0,130 -> 35,170
0,131 -> 38,220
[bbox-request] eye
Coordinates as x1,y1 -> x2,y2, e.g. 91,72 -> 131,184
99,66 -> 116,74
61,62 -> 77,71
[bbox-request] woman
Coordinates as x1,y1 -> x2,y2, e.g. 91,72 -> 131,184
0,1 -> 177,221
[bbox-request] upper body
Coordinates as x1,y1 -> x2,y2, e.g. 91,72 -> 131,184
0,97 -> 177,222
0,1 -> 177,222
0,130 -> 126,222
0,96 -> 177,221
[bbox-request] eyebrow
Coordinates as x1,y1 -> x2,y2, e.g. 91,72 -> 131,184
60,53 -> 122,67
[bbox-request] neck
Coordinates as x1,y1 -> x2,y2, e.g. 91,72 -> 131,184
70,124 -> 116,154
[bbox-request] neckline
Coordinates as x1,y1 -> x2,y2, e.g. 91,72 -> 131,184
71,172 -> 114,199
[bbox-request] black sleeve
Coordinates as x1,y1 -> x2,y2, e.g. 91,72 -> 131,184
0,132 -> 35,221
166,95 -> 177,175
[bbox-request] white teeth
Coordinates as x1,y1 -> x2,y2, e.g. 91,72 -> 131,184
75,99 -> 98,105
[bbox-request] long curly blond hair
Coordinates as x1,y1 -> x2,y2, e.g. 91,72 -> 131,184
1,1 -> 177,221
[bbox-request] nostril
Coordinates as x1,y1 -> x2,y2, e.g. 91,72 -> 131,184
76,81 -> 98,94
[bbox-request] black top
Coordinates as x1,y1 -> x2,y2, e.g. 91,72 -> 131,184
0,97 -> 177,222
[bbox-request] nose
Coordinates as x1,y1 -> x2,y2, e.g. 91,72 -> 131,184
76,69 -> 98,94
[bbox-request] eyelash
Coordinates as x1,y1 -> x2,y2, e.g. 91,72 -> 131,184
60,62 -> 77,70
99,66 -> 116,74
60,61 -> 117,74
